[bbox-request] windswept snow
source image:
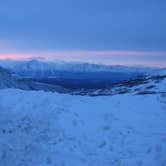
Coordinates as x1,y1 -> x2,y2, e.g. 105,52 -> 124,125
0,87 -> 166,166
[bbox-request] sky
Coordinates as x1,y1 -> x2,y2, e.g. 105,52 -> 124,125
0,0 -> 166,67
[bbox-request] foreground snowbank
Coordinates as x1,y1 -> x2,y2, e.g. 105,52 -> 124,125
0,89 -> 166,166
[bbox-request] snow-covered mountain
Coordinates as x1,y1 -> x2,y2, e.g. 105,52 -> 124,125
0,66 -> 67,92
0,66 -> 26,89
1,59 -> 165,90
0,59 -> 165,95
0,75 -> 166,166
0,59 -> 162,78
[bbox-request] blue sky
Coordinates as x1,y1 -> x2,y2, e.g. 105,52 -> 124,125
0,0 -> 166,66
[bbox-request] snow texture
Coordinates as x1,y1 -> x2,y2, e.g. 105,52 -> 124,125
0,81 -> 166,165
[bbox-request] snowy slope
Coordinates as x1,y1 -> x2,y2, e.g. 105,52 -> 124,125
0,66 -> 67,92
0,78 -> 166,166
72,74 -> 166,96
0,66 -> 28,89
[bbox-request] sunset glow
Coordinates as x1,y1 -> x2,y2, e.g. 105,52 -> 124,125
0,50 -> 165,67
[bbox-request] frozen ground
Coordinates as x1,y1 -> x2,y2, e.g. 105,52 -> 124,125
0,78 -> 166,166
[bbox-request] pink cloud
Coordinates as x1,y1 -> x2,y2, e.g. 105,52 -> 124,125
0,53 -> 32,59
0,50 -> 166,59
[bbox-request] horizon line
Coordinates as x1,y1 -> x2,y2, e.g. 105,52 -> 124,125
0,50 -> 166,59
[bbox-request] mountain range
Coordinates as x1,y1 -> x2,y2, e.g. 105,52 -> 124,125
0,59 -> 165,95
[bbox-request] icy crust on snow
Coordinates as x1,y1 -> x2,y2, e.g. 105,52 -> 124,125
0,89 -> 166,166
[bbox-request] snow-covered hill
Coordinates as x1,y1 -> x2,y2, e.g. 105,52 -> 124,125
0,66 -> 67,93
0,61 -> 166,96
0,66 -> 27,89
0,77 -> 166,165
1,59 -> 165,91
0,59 -> 162,78
73,75 -> 166,96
